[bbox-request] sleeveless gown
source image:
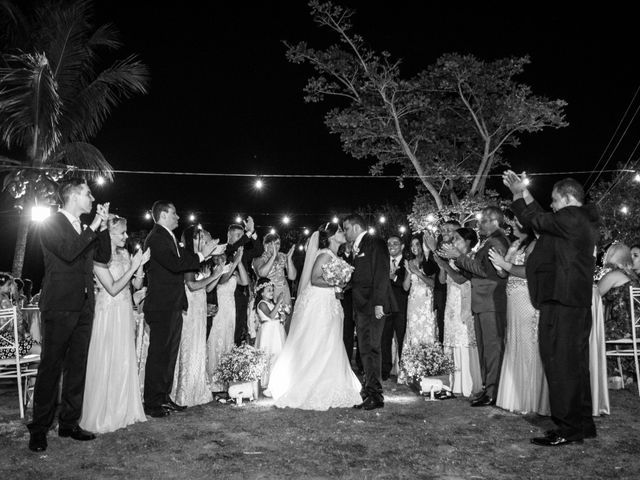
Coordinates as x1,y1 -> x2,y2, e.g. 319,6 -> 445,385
171,275 -> 212,407
80,250 -> 146,433
207,274 -> 237,391
255,300 -> 286,388
268,249 -> 362,410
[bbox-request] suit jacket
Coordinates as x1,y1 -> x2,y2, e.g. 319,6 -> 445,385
351,234 -> 398,314
512,198 -> 600,309
39,211 -> 111,312
143,224 -> 201,312
390,255 -> 408,314
455,229 -> 510,314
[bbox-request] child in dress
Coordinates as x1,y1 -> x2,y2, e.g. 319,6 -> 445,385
254,278 -> 287,396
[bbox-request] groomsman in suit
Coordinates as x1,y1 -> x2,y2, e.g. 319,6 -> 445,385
344,214 -> 397,410
439,206 -> 509,407
381,235 -> 408,380
143,201 -> 218,418
28,178 -> 110,452
505,172 -> 599,446
339,241 -> 362,371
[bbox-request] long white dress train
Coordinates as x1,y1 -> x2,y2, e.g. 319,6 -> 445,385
81,251 -> 146,433
268,249 -> 362,410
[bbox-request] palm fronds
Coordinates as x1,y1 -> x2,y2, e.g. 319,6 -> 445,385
49,141 -> 114,181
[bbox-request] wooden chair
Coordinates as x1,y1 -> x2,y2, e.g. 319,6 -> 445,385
605,285 -> 640,395
0,307 -> 40,418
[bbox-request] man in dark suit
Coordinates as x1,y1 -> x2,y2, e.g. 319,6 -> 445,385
440,206 -> 510,407
344,214 -> 397,410
143,201 -> 218,418
382,235 -> 408,380
28,178 -> 110,452
505,172 -> 599,446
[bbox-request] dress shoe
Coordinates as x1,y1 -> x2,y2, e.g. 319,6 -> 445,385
354,396 -> 384,410
58,425 -> 96,441
28,432 -> 47,452
470,395 -> 495,407
583,427 -> 597,439
144,406 -> 171,418
162,399 -> 187,412
531,432 -> 583,447
381,373 -> 390,381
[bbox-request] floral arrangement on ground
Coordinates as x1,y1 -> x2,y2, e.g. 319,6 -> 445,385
214,343 -> 267,384
399,342 -> 455,381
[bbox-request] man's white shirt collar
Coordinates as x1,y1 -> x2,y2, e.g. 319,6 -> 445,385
59,209 -> 81,233
159,223 -> 177,241
353,231 -> 367,253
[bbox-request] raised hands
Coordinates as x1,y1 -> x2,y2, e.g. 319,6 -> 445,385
91,202 -> 110,231
132,247 -> 151,270
233,246 -> 244,265
438,243 -> 461,260
200,237 -> 220,259
423,231 -> 438,253
243,216 -> 255,235
286,244 -> 295,260
502,170 -> 527,196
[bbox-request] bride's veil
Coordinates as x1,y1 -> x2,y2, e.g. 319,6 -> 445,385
296,231 -> 319,296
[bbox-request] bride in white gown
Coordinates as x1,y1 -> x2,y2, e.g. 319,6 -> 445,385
267,224 -> 362,410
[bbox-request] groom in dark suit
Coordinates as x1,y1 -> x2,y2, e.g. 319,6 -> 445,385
143,201 -> 218,418
505,172 -> 599,446
439,206 -> 510,407
28,178 -> 110,452
344,214 -> 397,410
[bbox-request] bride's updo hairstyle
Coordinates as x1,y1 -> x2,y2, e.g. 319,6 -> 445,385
317,221 -> 340,249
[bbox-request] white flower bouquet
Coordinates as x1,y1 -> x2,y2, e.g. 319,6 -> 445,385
214,343 -> 267,383
321,257 -> 354,299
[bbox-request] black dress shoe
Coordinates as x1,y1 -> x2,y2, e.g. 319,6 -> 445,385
583,427 -> 597,439
363,397 -> 384,411
353,397 -> 369,409
58,425 -> 96,441
28,432 -> 47,452
531,432 -> 583,446
144,406 -> 171,418
470,395 -> 495,407
162,399 -> 187,412
381,373 -> 390,381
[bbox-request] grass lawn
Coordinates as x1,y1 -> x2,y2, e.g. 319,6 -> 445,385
1,379 -> 640,479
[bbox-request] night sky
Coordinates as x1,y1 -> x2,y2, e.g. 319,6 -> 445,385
2,2 -> 639,283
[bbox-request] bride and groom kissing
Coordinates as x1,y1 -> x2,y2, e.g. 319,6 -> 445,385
268,214 -> 396,411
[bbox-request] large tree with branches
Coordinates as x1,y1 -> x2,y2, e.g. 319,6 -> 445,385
0,0 -> 149,276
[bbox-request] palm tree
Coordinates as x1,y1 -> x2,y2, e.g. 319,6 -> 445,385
0,0 -> 149,276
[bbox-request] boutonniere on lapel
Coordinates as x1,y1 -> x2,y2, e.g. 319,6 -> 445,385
356,252 -> 366,258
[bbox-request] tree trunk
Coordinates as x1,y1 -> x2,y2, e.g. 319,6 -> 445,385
11,208 -> 31,278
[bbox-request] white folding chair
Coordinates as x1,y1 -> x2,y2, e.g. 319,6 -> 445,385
605,285 -> 640,396
0,307 -> 40,418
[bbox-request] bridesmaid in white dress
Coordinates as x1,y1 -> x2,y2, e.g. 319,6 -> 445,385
254,278 -> 287,393
171,226 -> 225,407
81,215 -> 149,433
402,235 -> 437,347
489,219 -> 550,415
206,247 -> 249,392
427,228 -> 482,397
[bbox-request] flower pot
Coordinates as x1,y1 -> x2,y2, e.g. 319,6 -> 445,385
227,380 -> 259,405
419,374 -> 451,395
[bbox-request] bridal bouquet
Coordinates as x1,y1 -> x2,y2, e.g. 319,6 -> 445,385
321,257 -> 354,299
399,342 -> 455,382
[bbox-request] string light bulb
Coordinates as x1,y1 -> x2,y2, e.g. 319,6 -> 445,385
298,245 -> 304,251
379,216 -> 386,224
621,206 -> 629,214
634,173 -> 640,182
303,228 -> 310,236
144,212 -> 151,220
189,214 -> 196,222
235,216 -> 242,224
368,227 -> 375,235
31,206 -> 50,222
255,178 -> 263,189
270,228 -> 276,235
96,176 -> 105,186
282,216 -> 290,225
523,177 -> 530,186
399,225 -> 407,234
135,243 -> 141,250
332,216 -> 339,224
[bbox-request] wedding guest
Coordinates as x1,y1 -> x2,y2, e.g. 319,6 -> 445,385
597,243 -> 639,381
28,178 -> 110,452
255,277 -> 287,394
489,217 -> 550,415
22,278 -> 33,305
207,247 -> 249,394
382,235 -> 408,381
399,235 -> 437,384
434,220 -> 461,344
339,241 -> 362,372
81,215 -> 149,433
0,273 -> 33,359
439,207 -> 510,407
252,233 -> 297,332
631,244 -> 640,274
171,226 -> 225,407
226,218 -> 258,346
427,229 -> 482,397
505,172 -> 599,446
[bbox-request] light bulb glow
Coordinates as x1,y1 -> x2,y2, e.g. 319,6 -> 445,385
31,206 -> 50,222
298,245 -> 304,251
270,228 -> 276,235
282,216 -> 290,225
399,225 -> 407,234
379,216 -> 386,224
96,176 -> 105,186
135,243 -> 141,250
332,216 -> 339,224
523,177 -> 530,186
189,214 -> 196,222
621,206 -> 629,214
303,228 -> 310,236
634,173 -> 640,182
235,216 -> 242,224
368,227 -> 375,235
255,179 -> 263,189
144,212 -> 151,220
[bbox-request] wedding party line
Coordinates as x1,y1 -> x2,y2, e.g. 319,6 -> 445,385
1,170 -> 634,453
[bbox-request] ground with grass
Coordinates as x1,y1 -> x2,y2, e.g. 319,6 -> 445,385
1,380 -> 640,479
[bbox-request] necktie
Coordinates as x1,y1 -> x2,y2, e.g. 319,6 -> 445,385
72,219 -> 81,235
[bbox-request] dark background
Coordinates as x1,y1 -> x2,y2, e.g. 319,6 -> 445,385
2,2 -> 639,286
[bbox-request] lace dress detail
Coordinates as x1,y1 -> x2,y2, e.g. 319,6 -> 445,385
206,274 -> 237,391
171,271 -> 212,407
81,250 -> 146,433
496,250 -> 550,415
403,272 -> 436,348
268,249 -> 362,410
255,300 -> 286,388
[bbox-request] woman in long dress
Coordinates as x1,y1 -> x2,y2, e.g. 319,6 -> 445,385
489,219 -> 550,415
402,235 -> 437,348
427,228 -> 482,397
206,247 -> 249,393
268,224 -> 362,410
81,215 -> 149,433
171,226 -> 224,407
